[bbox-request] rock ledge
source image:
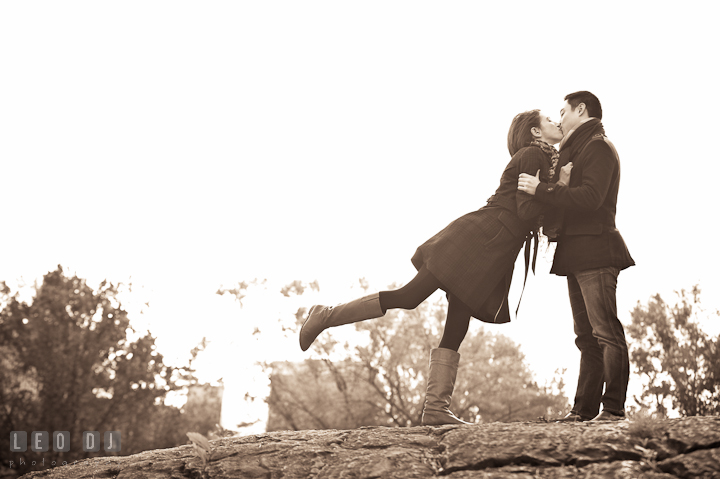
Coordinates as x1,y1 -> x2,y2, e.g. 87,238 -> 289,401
19,416 -> 720,478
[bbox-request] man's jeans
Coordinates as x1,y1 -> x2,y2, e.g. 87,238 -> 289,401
568,266 -> 629,418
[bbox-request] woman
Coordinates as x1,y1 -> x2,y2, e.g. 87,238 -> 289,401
300,109 -> 570,425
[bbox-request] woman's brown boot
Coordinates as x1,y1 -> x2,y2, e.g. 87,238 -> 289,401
421,348 -> 472,425
300,293 -> 384,351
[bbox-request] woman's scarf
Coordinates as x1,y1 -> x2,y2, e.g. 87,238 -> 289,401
527,139 -> 562,242
529,139 -> 560,180
515,139 -> 562,316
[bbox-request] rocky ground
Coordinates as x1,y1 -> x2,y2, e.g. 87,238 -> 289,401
17,416 -> 720,478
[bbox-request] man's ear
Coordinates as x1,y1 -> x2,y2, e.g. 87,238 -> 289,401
577,102 -> 586,117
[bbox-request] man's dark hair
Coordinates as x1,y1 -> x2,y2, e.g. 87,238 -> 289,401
564,91 -> 602,120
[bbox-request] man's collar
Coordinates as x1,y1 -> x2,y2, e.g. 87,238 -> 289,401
558,117 -> 597,151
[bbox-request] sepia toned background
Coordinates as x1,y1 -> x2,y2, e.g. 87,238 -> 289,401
2,0 -> 718,444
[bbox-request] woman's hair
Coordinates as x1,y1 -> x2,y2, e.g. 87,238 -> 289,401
507,109 -> 540,156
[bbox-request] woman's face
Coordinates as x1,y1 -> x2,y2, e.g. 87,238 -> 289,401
536,113 -> 564,145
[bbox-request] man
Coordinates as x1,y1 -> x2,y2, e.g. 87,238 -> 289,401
517,91 -> 635,422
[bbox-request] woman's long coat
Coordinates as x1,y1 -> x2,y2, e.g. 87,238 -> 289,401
411,145 -> 556,323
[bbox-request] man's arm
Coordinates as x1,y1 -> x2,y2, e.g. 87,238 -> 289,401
525,142 -> 615,211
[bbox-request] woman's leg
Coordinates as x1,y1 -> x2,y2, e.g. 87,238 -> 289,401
301,266 -> 440,352
438,294 -> 472,351
422,294 -> 473,425
422,294 -> 472,426
378,266 -> 442,313
379,268 -> 471,348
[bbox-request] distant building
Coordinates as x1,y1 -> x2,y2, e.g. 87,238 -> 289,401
183,381 -> 224,436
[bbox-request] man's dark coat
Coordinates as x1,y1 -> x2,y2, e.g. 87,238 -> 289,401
534,118 -> 634,275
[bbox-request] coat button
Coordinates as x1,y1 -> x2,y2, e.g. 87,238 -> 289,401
548,187 -> 554,192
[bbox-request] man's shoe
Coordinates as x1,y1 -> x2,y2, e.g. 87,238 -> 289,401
556,412 -> 587,423
590,411 -> 626,422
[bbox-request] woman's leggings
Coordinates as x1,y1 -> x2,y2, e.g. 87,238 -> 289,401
378,266 -> 472,351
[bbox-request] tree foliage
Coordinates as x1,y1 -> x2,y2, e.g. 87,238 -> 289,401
256,280 -> 568,430
0,267 -> 215,475
627,285 -> 720,416
266,359 -> 388,431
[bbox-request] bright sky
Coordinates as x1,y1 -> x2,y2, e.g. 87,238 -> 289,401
2,2 -> 719,433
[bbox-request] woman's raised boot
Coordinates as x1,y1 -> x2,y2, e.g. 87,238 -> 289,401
300,293 -> 384,351
421,348 -> 472,426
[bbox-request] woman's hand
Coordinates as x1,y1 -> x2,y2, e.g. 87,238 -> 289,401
557,162 -> 573,186
518,170 -> 540,195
